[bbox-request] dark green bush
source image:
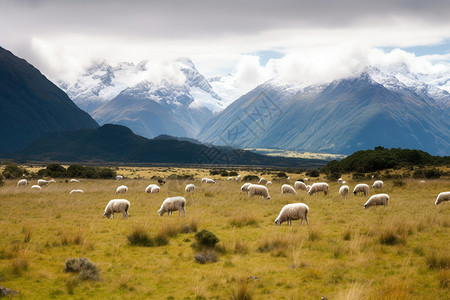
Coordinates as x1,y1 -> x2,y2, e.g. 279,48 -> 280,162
229,171 -> 238,176
275,172 -> 288,178
352,173 -> 366,180
194,230 -> 219,249
2,162 -> 27,179
392,179 -> 405,187
307,169 -> 320,177
243,175 -> 259,182
64,257 -> 99,281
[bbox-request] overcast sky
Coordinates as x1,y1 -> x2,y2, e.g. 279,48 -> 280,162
1,0 -> 450,87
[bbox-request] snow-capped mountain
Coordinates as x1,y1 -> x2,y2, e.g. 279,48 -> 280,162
198,67 -> 450,155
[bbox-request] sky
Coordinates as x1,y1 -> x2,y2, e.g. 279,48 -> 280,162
1,0 -> 450,90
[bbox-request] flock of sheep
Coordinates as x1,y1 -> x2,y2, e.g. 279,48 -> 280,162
15,174 -> 449,226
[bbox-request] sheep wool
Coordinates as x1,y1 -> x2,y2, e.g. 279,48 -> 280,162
435,191 -> 450,205
116,175 -> 124,180
30,185 -> 41,191
38,179 -> 49,186
116,185 -> 128,194
248,184 -> 271,199
339,185 -> 349,199
241,183 -> 252,192
294,181 -> 307,191
145,184 -> 159,193
258,178 -> 267,185
372,180 -> 384,189
353,184 -> 369,196
185,184 -> 195,193
104,199 -> 130,219
69,189 -> 84,194
307,182 -> 329,196
364,194 -> 389,208
17,179 -> 28,186
158,196 -> 186,217
275,203 -> 309,226
282,184 -> 297,195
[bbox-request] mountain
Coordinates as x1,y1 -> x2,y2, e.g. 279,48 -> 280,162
197,67 -> 450,156
60,58 -> 225,139
13,124 -> 326,167
0,46 -> 99,154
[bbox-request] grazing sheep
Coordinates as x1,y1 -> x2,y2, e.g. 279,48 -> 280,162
282,184 -> 297,195
258,178 -> 267,185
115,185 -> 128,194
338,178 -> 344,184
69,189 -> 84,194
372,180 -> 384,189
116,175 -> 123,180
31,185 -> 41,191
339,185 -> 349,199
303,178 -> 309,182
342,181 -> 347,185
306,185 -> 311,192
227,177 -> 233,181
294,181 -> 307,191
353,184 -> 370,196
235,175 -> 241,181
185,183 -> 195,193
104,199 -> 130,219
248,184 -> 271,199
70,179 -> 81,183
364,194 -> 389,208
145,184 -> 159,193
241,183 -> 252,192
48,179 -> 56,183
202,178 -> 215,184
38,179 -> 49,186
307,182 -> 329,196
435,192 -> 450,205
419,180 -> 426,183
266,181 -> 272,185
17,179 -> 28,186
274,203 -> 309,226
158,196 -> 186,217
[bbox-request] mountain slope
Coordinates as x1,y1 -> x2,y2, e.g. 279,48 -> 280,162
198,69 -> 450,155
0,47 -> 99,154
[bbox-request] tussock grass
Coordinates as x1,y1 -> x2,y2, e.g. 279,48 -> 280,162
230,277 -> 253,300
230,214 -> 259,228
64,257 -> 100,281
127,226 -> 168,247
10,255 -> 29,276
22,225 -> 32,243
425,251 -> 450,270
257,235 -> 290,253
335,282 -> 370,300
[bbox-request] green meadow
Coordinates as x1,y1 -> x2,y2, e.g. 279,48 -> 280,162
0,167 -> 449,299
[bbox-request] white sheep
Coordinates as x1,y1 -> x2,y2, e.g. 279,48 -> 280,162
158,196 -> 186,217
116,175 -> 123,180
38,179 -> 49,186
274,203 -> 309,226
306,185 -> 311,192
185,183 -> 195,193
70,179 -> 81,183
17,179 -> 28,186
353,184 -> 369,196
419,180 -> 426,183
338,178 -> 344,184
294,181 -> 307,191
145,184 -> 160,193
202,178 -> 215,184
227,177 -> 233,181
48,179 -> 56,183
282,184 -> 297,195
30,185 -> 41,191
69,189 -> 84,194
339,185 -> 349,199
266,181 -> 272,185
372,180 -> 384,189
307,182 -> 329,196
364,194 -> 389,208
115,185 -> 128,194
258,178 -> 267,185
235,175 -> 241,181
248,184 -> 271,199
104,199 -> 130,219
435,192 -> 450,205
303,178 -> 309,182
342,181 -> 347,185
241,183 -> 252,192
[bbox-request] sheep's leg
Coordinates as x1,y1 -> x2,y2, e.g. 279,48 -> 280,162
306,216 -> 309,225
112,213 -> 115,219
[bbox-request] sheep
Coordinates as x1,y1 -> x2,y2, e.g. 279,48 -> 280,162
70,179 -> 81,183
227,177 -> 233,181
372,180 -> 384,189
266,181 -> 272,185
419,180 -> 426,183
241,183 -> 252,192
353,184 -> 369,196
282,184 -> 297,195
104,199 -> 130,219
338,178 -> 344,184
116,175 -> 123,180
339,185 -> 349,199
307,182 -> 329,196
235,175 -> 241,181
294,181 -> 307,191
48,179 -> 56,183
185,183 -> 195,193
306,185 -> 311,192
248,184 -> 271,199
258,178 -> 267,185
30,185 -> 41,191
158,196 -> 186,217
17,179 -> 28,186
303,178 -> 309,182
364,194 -> 389,208
115,185 -> 128,194
145,184 -> 159,193
38,179 -> 49,186
202,178 -> 215,184
435,192 -> 450,205
274,203 -> 309,226
69,189 -> 84,194
342,181 -> 347,185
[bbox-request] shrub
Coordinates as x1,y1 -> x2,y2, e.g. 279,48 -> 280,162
243,175 -> 259,182
275,172 -> 288,178
64,257 -> 99,281
352,172 -> 366,180
194,250 -> 217,264
307,169 -> 320,177
0,174 -> 3,186
229,171 -> 238,176
194,230 -> 220,249
326,172 -> 341,181
2,162 -> 27,179
127,227 -> 154,247
393,179 -> 405,187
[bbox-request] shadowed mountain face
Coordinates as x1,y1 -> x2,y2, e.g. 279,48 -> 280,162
14,124 -> 327,167
0,47 -> 99,154
198,71 -> 450,156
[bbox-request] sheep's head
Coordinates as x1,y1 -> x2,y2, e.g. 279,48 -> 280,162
104,212 -> 111,218
353,191 -> 357,195
364,204 -> 368,209
274,218 -> 282,226
157,209 -> 164,216
266,195 -> 271,200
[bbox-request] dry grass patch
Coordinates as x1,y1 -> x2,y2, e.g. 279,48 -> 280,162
229,214 -> 259,228
425,250 -> 450,270
230,277 -> 253,300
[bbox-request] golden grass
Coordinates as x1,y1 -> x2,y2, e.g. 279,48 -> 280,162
0,169 -> 449,299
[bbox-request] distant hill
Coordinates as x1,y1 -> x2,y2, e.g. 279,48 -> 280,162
0,46 -> 99,154
13,124 -> 326,167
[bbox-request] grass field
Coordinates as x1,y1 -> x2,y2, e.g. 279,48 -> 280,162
0,168 -> 449,299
